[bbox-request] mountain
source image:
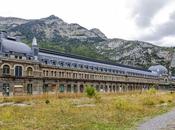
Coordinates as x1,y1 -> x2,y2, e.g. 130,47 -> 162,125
0,15 -> 174,71
8,15 -> 106,43
96,39 -> 173,68
0,16 -> 28,30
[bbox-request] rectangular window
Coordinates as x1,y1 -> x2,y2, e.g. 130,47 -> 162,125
15,66 -> 22,77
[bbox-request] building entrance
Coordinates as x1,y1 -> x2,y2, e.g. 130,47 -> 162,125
27,84 -> 33,95
2,83 -> 10,96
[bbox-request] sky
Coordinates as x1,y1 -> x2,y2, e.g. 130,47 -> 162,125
0,0 -> 175,46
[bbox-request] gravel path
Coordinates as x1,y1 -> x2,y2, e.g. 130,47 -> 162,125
137,108 -> 175,130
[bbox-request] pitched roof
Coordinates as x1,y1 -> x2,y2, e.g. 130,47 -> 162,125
39,48 -> 151,72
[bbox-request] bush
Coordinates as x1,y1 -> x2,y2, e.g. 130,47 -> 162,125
168,100 -> 172,103
143,98 -> 155,106
115,98 -> 139,111
94,93 -> 102,103
45,99 -> 50,104
14,98 -> 25,103
2,98 -> 13,103
85,85 -> 96,98
146,88 -> 157,94
116,99 -> 129,110
159,100 -> 165,104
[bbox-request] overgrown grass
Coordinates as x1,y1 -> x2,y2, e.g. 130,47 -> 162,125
0,91 -> 175,130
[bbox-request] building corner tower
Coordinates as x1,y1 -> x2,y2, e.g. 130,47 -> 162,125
32,37 -> 39,60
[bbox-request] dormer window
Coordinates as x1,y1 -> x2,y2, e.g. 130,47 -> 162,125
60,62 -> 64,67
67,63 -> 71,67
73,63 -> 77,68
52,61 -> 56,65
19,56 -> 22,59
90,66 -> 94,70
5,54 -> 9,57
44,60 -> 48,64
85,65 -> 88,69
80,65 -> 83,69
95,67 -> 99,71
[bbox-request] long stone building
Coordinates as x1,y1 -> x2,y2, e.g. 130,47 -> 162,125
0,31 -> 174,96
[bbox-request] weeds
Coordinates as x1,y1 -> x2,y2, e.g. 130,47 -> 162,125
0,91 -> 175,130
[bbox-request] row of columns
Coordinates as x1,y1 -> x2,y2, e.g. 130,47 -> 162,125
43,82 -> 153,94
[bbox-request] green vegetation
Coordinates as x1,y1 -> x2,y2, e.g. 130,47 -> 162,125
0,91 -> 175,130
85,84 -> 96,98
23,38 -> 111,62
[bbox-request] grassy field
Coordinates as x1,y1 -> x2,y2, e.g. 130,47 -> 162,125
0,90 -> 175,130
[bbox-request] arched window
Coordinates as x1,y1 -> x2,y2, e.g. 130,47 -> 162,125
27,67 -> 33,76
3,65 -> 10,75
46,70 -> 49,76
15,66 -> 22,77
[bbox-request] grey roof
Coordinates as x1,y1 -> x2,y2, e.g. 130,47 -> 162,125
39,50 -> 158,77
148,65 -> 168,75
1,38 -> 31,54
39,48 -> 151,72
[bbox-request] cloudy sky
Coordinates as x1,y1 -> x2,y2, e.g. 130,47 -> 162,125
1,0 -> 175,46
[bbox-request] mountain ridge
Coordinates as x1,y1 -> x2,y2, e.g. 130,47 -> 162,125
0,15 -> 174,71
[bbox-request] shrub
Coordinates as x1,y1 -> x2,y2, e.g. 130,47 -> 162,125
45,99 -> 50,104
115,98 -> 134,111
85,84 -> 96,98
142,98 -> 155,106
170,91 -> 174,94
2,97 -> 13,103
168,100 -> 172,103
14,98 -> 25,103
116,99 -> 128,110
94,93 -> 102,103
159,100 -> 165,104
146,88 -> 157,94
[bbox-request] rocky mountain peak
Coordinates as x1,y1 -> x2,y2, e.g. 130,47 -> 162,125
42,15 -> 64,23
90,28 -> 107,39
7,15 -> 107,43
46,15 -> 59,19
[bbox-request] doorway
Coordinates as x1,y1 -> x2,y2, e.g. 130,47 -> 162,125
2,83 -> 10,96
27,84 -> 33,95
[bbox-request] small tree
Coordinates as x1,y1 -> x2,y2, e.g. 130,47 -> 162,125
85,84 -> 96,98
